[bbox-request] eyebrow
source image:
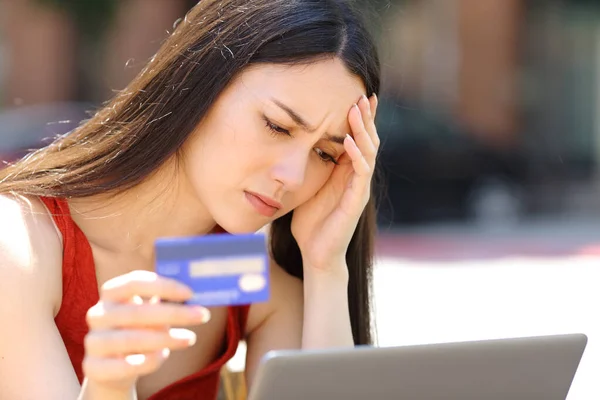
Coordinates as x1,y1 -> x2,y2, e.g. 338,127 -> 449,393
271,98 -> 346,145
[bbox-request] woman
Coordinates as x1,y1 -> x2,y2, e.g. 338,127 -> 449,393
0,0 -> 381,399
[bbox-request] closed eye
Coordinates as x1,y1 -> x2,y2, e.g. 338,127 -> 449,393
264,117 -> 291,136
315,148 -> 339,165
263,115 -> 338,165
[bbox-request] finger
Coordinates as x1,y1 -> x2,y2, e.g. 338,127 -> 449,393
370,93 -> 378,120
368,94 -> 380,148
129,295 -> 161,306
120,301 -> 169,332
349,102 -> 377,162
85,328 -> 196,357
343,135 -> 372,210
82,349 -> 168,383
101,270 -> 193,303
86,302 -> 211,330
344,134 -> 371,178
356,95 -> 377,138
358,94 -> 379,149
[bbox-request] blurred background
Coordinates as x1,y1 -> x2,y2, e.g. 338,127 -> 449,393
3,0 -> 600,228
0,0 -> 599,398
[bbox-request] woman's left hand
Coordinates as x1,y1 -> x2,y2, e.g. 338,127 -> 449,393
291,94 -> 379,275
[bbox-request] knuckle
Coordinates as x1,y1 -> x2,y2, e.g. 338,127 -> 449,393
361,158 -> 372,172
115,305 -> 137,326
169,305 -> 196,325
120,304 -> 154,326
164,305 -> 186,323
362,164 -> 372,176
123,330 -> 159,352
364,145 -> 377,158
121,331 -> 141,349
157,279 -> 176,295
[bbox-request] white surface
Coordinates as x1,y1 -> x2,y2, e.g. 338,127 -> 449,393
227,255 -> 598,398
374,255 -> 599,400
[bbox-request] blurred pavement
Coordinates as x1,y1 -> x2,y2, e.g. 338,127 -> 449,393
374,220 -> 600,399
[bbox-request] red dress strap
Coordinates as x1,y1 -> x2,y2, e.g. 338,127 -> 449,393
40,196 -> 100,383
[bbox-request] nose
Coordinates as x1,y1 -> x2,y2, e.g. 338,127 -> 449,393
271,148 -> 309,192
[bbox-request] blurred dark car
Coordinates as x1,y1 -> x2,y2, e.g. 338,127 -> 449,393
375,98 -> 528,227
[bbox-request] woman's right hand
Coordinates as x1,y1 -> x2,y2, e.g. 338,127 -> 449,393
82,270 -> 210,394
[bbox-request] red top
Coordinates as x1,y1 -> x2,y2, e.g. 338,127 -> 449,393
40,196 -> 250,400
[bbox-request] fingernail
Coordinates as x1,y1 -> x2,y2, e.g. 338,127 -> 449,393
192,306 -> 211,323
361,94 -> 369,104
202,308 -> 211,323
169,328 -> 197,345
125,354 -> 146,365
162,348 -> 170,358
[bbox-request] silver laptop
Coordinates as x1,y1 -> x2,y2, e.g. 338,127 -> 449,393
248,333 -> 587,400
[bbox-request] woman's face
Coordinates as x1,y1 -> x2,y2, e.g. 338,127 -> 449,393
182,58 -> 366,233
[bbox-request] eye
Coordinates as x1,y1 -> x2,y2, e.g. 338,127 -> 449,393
263,115 -> 337,165
264,117 -> 291,136
314,148 -> 339,165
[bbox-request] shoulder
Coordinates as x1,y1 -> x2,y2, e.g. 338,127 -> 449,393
0,194 -> 63,316
245,257 -> 303,336
0,195 -> 80,398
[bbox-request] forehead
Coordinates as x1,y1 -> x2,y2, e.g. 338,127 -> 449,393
230,58 -> 366,119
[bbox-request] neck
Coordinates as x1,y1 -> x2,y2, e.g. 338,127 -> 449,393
68,166 -> 216,258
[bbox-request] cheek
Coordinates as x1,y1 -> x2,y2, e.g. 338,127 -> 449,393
189,127 -> 243,167
295,165 -> 334,204
312,167 -> 334,190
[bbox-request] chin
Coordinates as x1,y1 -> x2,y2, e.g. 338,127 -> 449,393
214,215 -> 266,235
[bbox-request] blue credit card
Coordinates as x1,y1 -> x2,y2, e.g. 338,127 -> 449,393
155,233 -> 270,307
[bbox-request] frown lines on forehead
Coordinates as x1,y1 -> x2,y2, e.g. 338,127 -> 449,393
271,98 -> 346,145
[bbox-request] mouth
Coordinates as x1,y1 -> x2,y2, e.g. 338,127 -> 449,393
244,191 -> 282,218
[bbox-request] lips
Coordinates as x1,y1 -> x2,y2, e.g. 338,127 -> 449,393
244,191 -> 282,217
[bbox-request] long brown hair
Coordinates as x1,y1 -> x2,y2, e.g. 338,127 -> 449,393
0,0 -> 381,345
